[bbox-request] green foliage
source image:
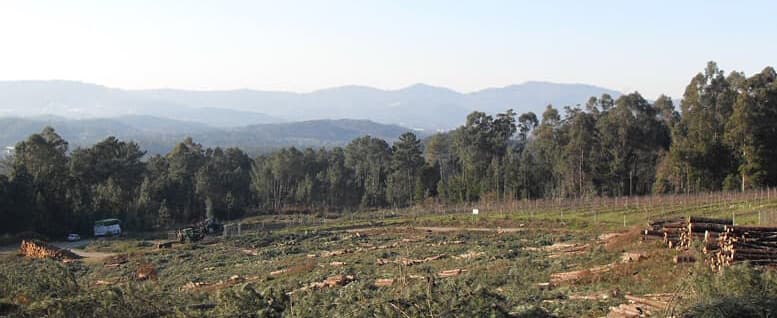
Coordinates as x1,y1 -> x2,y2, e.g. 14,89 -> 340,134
677,264 -> 777,318
214,284 -> 287,317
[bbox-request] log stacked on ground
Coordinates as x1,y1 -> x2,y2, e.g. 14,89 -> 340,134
641,217 -> 686,248
681,217 -> 732,250
606,294 -> 671,318
712,225 -> 777,270
642,216 -> 732,251
18,240 -> 81,261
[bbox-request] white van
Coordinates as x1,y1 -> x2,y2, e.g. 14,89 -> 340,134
94,218 -> 122,237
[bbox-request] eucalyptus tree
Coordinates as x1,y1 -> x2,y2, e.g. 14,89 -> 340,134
725,67 -> 777,190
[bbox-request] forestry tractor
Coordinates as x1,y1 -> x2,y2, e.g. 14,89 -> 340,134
176,218 -> 224,242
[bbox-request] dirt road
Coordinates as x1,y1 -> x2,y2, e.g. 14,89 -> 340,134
413,226 -> 525,233
49,241 -> 116,260
345,226 -> 526,233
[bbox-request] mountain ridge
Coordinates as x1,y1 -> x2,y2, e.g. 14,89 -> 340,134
0,80 -> 622,130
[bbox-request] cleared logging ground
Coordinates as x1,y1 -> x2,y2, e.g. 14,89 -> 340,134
3,190 -> 777,317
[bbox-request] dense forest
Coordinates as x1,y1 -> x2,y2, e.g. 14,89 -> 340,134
1,62 -> 776,236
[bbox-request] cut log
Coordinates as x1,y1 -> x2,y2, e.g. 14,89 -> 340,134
648,217 -> 685,227
662,222 -> 688,229
621,252 -> 646,263
374,278 -> 394,287
728,225 -> 777,232
438,269 -> 467,278
624,295 -> 669,310
674,255 -> 696,263
690,223 -> 727,233
270,268 -> 290,276
688,216 -> 733,225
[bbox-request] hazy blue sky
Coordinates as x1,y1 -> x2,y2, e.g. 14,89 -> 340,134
0,0 -> 775,99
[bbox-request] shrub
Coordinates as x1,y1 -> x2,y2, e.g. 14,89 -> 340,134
677,263 -> 777,317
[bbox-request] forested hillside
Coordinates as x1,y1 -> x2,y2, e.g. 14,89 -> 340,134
0,117 -> 413,155
1,62 -> 776,236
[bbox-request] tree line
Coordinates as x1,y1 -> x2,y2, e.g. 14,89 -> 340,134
1,62 -> 776,236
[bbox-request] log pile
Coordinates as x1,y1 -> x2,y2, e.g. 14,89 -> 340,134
18,240 -> 81,261
606,294 -> 672,318
642,216 -> 732,250
682,217 -> 732,250
641,217 -> 686,248
711,225 -> 777,270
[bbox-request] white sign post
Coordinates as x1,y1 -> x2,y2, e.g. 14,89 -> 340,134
472,208 -> 479,215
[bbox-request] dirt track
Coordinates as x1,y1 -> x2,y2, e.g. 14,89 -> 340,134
413,226 -> 525,233
53,241 -> 119,260
346,226 -> 525,233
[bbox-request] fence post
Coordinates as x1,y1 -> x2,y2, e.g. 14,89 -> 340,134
238,223 -> 242,236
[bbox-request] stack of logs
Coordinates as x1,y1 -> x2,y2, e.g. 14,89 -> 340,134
710,225 -> 777,270
607,294 -> 673,318
18,240 -> 81,261
643,216 -> 732,250
642,217 -> 686,248
642,216 -> 777,270
685,217 -> 733,250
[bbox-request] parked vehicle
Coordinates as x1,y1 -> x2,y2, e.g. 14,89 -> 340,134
93,218 -> 122,237
202,218 -> 224,234
66,233 -> 81,241
175,218 -> 223,243
176,227 -> 205,242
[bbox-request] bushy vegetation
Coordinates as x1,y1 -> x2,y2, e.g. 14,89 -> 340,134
676,264 -> 777,318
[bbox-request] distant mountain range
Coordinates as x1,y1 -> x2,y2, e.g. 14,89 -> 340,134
0,80 -> 622,131
0,116 -> 414,155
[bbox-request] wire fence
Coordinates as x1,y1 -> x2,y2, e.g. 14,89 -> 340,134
365,188 -> 777,228
209,188 -> 777,239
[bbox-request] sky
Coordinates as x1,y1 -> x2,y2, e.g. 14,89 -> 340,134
0,0 -> 775,99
